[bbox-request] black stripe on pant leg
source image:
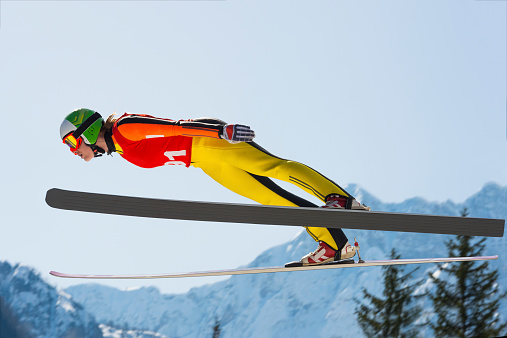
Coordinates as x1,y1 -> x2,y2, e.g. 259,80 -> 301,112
247,172 -> 323,243
247,173 -> 317,208
247,142 -> 286,160
289,176 -> 326,200
248,173 -> 348,250
247,142 -> 354,201
327,228 -> 348,251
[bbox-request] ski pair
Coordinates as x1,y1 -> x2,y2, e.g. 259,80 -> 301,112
45,188 -> 503,279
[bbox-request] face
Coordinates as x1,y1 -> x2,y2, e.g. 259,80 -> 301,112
73,142 -> 95,161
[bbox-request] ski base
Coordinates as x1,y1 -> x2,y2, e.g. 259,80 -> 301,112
50,255 -> 498,279
45,188 -> 505,237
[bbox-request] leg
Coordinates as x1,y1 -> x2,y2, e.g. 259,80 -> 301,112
195,161 -> 314,207
191,138 -> 351,250
192,138 -> 351,203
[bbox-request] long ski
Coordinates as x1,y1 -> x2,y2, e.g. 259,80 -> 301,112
49,255 -> 498,279
45,188 -> 505,237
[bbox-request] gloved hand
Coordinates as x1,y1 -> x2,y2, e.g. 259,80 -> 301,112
221,124 -> 255,143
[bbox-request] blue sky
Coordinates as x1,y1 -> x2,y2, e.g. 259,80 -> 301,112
0,0 -> 505,294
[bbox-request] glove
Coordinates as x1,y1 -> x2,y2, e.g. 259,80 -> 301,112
221,124 -> 255,143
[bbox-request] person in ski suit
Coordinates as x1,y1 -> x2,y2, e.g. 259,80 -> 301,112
60,108 -> 369,266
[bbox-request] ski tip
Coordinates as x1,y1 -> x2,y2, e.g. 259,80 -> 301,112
45,188 -> 59,208
50,271 -> 67,278
45,188 -> 71,209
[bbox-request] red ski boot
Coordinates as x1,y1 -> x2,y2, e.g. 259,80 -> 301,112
322,194 -> 370,211
299,241 -> 337,266
286,239 -> 362,267
299,241 -> 357,266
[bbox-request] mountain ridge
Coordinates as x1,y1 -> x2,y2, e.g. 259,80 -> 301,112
65,182 -> 507,338
1,182 -> 505,337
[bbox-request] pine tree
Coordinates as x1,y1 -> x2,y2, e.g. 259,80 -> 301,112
212,317 -> 221,338
355,248 -> 424,337
429,208 -> 507,337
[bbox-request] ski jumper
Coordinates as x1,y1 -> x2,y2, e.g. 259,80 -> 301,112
110,113 -> 351,250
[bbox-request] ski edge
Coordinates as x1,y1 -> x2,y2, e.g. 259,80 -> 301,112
49,255 -> 498,279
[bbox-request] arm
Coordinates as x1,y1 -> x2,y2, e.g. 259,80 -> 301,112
115,115 -> 226,140
115,114 -> 255,143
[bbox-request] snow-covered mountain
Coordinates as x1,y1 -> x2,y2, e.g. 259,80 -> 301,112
2,183 -> 506,337
65,182 -> 507,338
0,262 -> 169,337
0,261 -> 102,338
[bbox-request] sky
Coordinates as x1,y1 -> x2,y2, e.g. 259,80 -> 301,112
0,0 -> 506,294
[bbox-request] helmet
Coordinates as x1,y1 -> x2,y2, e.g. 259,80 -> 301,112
60,108 -> 104,145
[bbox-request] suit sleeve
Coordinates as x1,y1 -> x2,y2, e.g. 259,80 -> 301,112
115,115 -> 226,141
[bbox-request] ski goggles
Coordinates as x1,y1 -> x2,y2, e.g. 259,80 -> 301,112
63,133 -> 83,153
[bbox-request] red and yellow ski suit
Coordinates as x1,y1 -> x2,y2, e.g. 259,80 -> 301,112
110,113 -> 351,250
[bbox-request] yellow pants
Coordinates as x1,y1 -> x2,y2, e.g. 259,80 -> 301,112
190,137 -> 351,250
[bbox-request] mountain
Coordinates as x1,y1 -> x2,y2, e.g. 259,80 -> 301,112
0,262 -> 171,338
64,182 -> 507,338
1,183 -> 504,337
0,261 -> 102,338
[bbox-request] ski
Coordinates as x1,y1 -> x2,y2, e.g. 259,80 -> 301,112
49,255 -> 498,279
46,188 -> 505,237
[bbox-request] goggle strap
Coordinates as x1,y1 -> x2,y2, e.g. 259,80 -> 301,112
73,112 -> 102,139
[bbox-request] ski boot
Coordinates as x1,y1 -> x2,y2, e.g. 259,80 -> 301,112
285,240 -> 360,267
322,194 -> 370,211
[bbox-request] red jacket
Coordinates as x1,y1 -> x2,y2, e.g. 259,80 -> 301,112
111,113 -> 225,168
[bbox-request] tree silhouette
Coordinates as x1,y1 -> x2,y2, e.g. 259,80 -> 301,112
429,207 -> 506,337
212,317 -> 221,338
355,248 -> 424,337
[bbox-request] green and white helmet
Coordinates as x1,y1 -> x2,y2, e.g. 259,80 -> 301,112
60,108 -> 104,145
